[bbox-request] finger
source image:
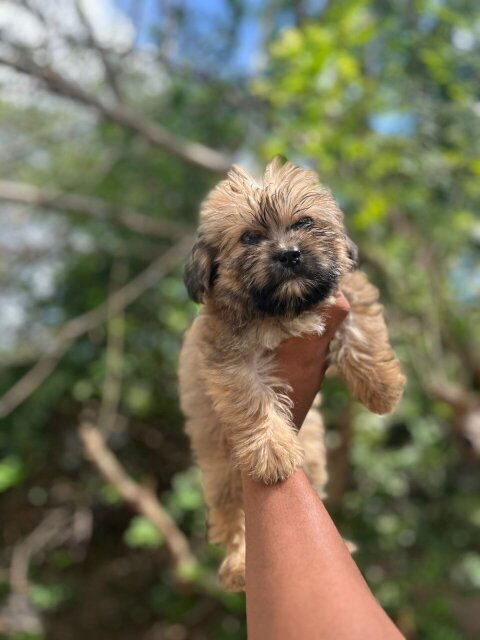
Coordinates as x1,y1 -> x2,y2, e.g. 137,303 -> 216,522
333,290 -> 351,316
322,290 -> 350,338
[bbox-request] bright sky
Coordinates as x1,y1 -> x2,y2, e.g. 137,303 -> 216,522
114,0 -> 262,70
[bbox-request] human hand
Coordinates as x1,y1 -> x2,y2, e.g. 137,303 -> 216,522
275,291 -> 350,429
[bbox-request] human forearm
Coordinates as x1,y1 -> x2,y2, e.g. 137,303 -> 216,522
243,468 -> 404,640
243,292 -> 404,639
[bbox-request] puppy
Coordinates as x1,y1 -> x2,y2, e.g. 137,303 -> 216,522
178,158 -> 405,592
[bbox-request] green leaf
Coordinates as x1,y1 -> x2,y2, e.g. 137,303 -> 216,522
0,456 -> 25,493
29,582 -> 71,611
459,553 -> 480,588
123,516 -> 164,549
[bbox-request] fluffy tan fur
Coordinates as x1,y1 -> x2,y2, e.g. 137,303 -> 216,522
178,158 -> 405,592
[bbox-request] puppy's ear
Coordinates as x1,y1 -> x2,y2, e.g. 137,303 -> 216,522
346,235 -> 359,271
227,164 -> 258,194
183,237 -> 216,303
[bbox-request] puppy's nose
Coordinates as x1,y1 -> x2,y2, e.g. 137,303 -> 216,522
276,247 -> 302,267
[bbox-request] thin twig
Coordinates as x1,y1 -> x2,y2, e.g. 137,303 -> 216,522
79,422 -> 197,573
97,260 -> 127,435
0,50 -> 232,173
0,180 -> 190,239
10,510 -> 70,595
0,351 -> 72,420
18,0 -> 49,29
74,0 -> 124,101
0,235 -> 194,418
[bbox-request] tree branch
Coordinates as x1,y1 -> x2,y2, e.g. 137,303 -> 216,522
79,421 -> 197,574
74,0 -> 124,101
0,235 -> 194,418
97,260 -> 127,435
10,510 -> 70,595
0,51 -> 232,173
18,0 -> 49,30
0,509 -> 70,636
0,180 -> 190,239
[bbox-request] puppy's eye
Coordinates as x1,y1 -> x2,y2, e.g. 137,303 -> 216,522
290,216 -> 314,231
240,230 -> 263,245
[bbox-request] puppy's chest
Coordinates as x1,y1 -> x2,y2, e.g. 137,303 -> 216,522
206,309 -> 327,371
198,304 -> 330,393
245,310 -> 327,351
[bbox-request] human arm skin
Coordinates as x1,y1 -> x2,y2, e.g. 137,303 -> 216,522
243,292 -> 405,640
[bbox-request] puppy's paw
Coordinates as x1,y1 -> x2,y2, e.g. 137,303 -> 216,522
362,369 -> 406,415
237,434 -> 304,484
219,554 -> 246,592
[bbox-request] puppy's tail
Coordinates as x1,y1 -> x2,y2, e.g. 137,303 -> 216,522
329,271 -> 405,414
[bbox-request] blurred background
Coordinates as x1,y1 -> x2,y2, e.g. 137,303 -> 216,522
0,0 -> 479,638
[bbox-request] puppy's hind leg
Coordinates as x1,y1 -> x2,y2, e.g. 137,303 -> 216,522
299,395 -> 328,499
202,459 -> 246,592
331,271 -> 405,414
214,503 -> 246,593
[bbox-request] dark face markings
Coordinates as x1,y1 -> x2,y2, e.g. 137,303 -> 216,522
288,216 -> 314,231
240,230 -> 264,245
250,264 -> 339,316
207,197 -> 345,318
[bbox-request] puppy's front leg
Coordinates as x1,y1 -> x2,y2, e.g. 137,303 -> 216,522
205,354 -> 304,484
332,271 -> 405,414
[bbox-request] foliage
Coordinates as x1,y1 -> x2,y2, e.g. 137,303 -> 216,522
0,1 -> 479,639
254,1 -> 480,637
123,516 -> 165,549
0,457 -> 24,494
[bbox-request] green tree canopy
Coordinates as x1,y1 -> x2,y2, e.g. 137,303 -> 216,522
0,1 -> 478,638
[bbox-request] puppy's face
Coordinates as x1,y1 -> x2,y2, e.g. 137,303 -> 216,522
185,159 -> 356,319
